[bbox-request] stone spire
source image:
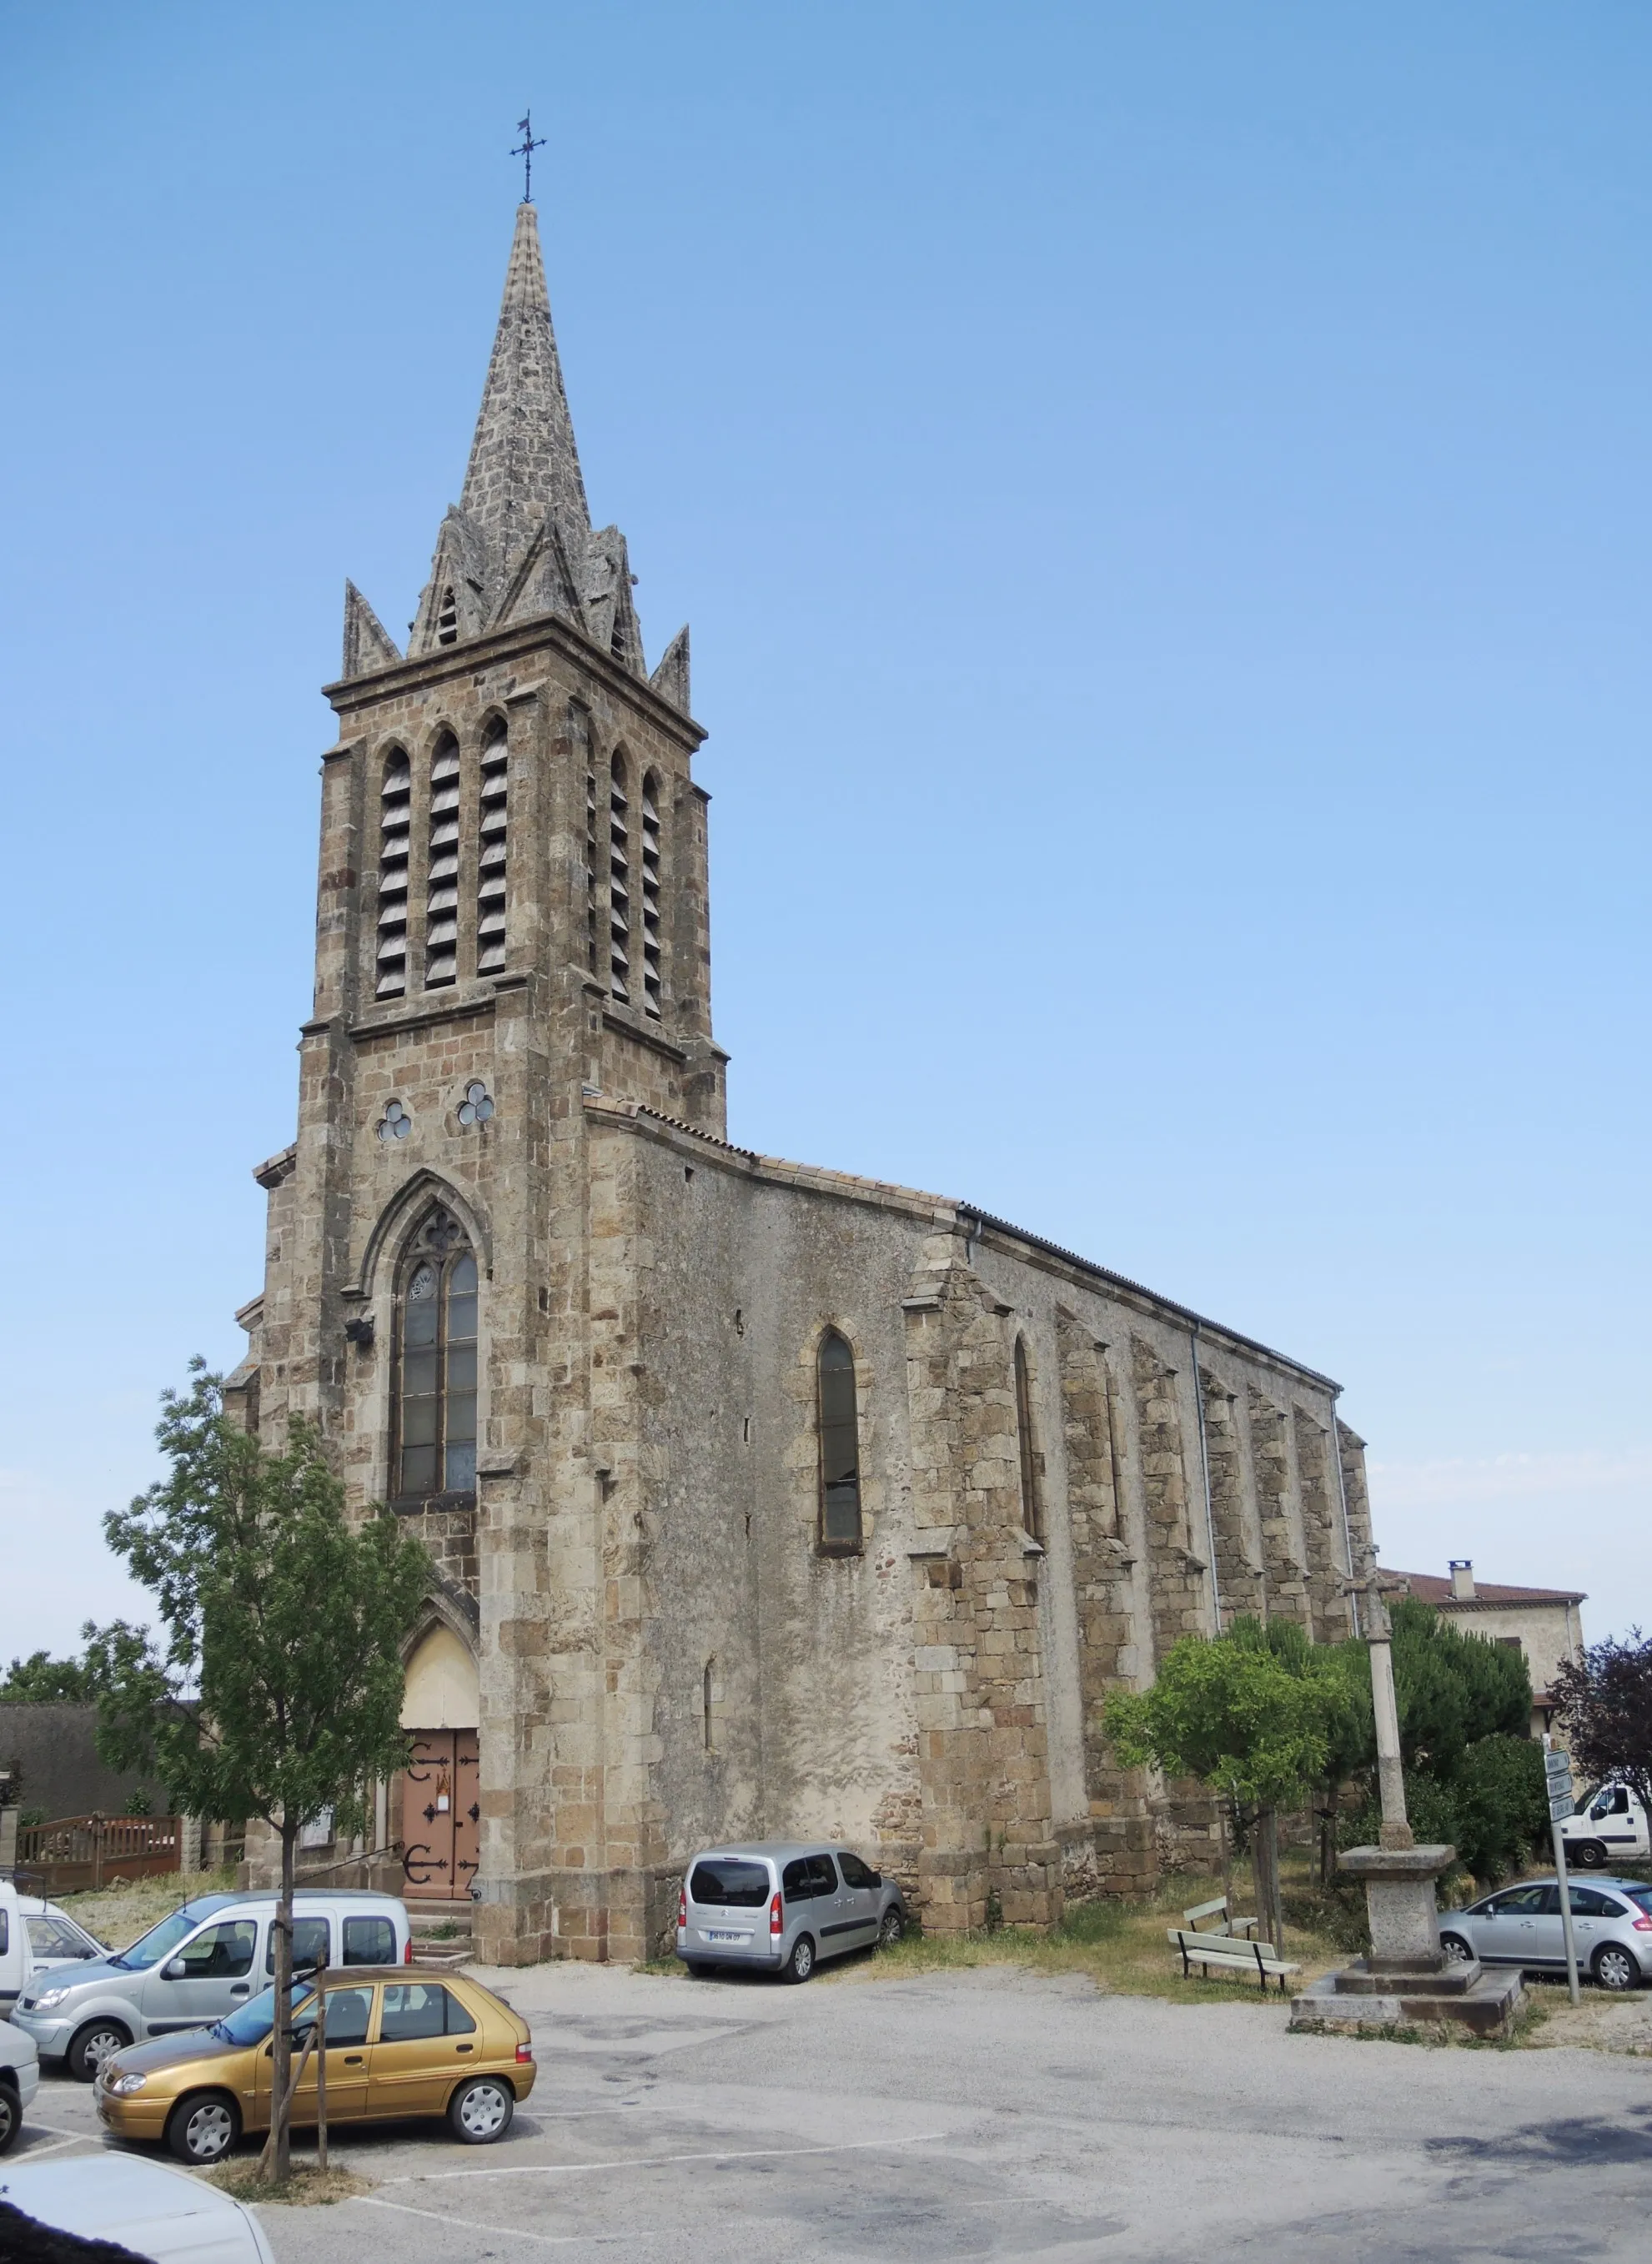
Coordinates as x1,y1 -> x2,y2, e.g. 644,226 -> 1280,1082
459,200 -> 590,579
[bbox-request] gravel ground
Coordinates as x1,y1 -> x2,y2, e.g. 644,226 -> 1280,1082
11,1957 -> 1652,2261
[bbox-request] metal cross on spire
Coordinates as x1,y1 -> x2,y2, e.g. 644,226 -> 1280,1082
512,111 -> 546,203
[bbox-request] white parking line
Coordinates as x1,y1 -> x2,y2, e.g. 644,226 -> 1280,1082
18,2131 -> 98,2160
357,2196 -> 654,2245
385,2131 -> 949,2185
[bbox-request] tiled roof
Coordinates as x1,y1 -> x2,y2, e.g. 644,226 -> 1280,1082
1393,1571 -> 1587,1608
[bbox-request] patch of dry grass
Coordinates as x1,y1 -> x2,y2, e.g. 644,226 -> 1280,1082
207,2159 -> 374,2206
58,1868 -> 239,1952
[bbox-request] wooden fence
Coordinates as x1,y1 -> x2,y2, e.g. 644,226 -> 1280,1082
16,1812 -> 183,1895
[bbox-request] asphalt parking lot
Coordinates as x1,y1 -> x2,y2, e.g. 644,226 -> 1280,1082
12,1958 -> 1652,2261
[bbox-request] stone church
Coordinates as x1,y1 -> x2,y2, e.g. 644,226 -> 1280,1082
232,199 -> 1374,1964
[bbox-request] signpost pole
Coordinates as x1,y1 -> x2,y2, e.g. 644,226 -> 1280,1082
1546,1748 -> 1580,2009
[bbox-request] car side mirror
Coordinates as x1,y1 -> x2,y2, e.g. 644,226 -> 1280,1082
163,1958 -> 188,1979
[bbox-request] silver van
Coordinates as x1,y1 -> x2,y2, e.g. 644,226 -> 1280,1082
10,1888 -> 409,2080
675,1843 -> 904,1982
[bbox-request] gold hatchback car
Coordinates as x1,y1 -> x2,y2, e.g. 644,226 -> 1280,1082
94,1968 -> 535,2165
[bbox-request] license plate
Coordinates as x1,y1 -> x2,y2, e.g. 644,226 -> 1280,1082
706,1929 -> 746,1942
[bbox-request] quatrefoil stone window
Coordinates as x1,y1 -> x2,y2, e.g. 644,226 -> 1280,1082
377,1100 -> 413,1142
457,1082 -> 495,1127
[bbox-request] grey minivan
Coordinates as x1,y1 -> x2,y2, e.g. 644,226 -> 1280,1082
11,1889 -> 409,2078
676,1843 -> 904,1981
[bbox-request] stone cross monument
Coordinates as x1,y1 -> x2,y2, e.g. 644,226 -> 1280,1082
1290,1549 -> 1524,2036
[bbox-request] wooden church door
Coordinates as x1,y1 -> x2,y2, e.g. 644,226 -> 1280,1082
399,1728 -> 480,1899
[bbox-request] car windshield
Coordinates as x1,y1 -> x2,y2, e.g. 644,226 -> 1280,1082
108,1907 -> 203,1970
209,1980 -> 313,2048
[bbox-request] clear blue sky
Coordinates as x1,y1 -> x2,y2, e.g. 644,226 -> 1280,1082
2,3 -> 1647,1663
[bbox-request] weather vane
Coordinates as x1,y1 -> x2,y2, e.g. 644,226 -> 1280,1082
512,111 -> 546,204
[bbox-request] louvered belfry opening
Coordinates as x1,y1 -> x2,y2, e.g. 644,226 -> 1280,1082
424,735 -> 460,988
640,773 -> 663,1018
609,751 -> 630,1003
570,704 -> 598,976
476,721 -> 510,975
376,750 -> 411,997
436,585 -> 459,645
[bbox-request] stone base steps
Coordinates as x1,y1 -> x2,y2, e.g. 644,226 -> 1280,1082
408,1898 -> 475,1969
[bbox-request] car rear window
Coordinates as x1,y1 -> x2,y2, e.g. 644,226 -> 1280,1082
689,1859 -> 771,1908
343,1915 -> 396,1965
1623,1889 -> 1652,1915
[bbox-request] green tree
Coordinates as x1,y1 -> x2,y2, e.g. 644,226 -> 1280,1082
1105,1629 -> 1330,1950
1389,1597 -> 1530,1777
87,1363 -> 429,2183
0,1649 -> 97,1702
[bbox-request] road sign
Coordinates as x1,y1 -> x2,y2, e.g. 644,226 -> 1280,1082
1549,1791 -> 1576,1823
1544,1749 -> 1572,1780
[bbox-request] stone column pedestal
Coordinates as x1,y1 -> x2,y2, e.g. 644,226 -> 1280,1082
1289,1841 -> 1524,2038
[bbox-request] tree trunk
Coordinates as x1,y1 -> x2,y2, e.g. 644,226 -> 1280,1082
259,1821 -> 297,2183
1319,1781 -> 1339,1889
1254,1805 -> 1283,1952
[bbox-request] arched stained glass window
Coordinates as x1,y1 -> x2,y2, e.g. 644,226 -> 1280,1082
396,1208 -> 479,1500
1014,1334 -> 1042,1541
817,1330 -> 861,1554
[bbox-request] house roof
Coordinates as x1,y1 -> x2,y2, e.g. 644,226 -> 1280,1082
1393,1570 -> 1587,1609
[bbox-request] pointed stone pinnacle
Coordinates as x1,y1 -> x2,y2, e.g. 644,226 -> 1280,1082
459,203 -> 590,580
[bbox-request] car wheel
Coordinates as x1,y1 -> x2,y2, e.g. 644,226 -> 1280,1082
1572,1840 -> 1608,1870
449,2075 -> 515,2145
1439,1930 -> 1474,1964
167,2091 -> 241,2166
68,2019 -> 131,2083
878,1907 -> 905,1949
784,1934 -> 816,1984
1593,1943 -> 1641,1994
0,2081 -> 19,2157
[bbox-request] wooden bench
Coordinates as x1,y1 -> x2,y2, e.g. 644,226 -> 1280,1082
1166,1927 -> 1302,1994
1182,1895 -> 1258,1940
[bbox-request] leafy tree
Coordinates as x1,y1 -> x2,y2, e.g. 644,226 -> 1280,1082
1389,1597 -> 1529,1777
0,1649 -> 97,1702
1105,1628 -> 1330,1950
1552,1629 -> 1652,1825
88,1363 -> 429,2183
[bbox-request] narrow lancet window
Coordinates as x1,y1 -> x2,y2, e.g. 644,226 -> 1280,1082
424,734 -> 459,988
395,1208 -> 479,1500
1015,1335 -> 1043,1541
817,1330 -> 862,1554
640,772 -> 662,1018
475,721 -> 509,975
609,752 -> 630,1003
376,750 -> 411,997
436,586 -> 458,645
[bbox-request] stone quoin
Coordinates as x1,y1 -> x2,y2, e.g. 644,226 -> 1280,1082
230,200 -> 1376,1961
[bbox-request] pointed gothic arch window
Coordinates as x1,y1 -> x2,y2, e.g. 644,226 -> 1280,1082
640,771 -> 662,1019
816,1330 -> 862,1554
1014,1334 -> 1043,1542
476,720 -> 509,975
424,734 -> 460,988
394,1207 -> 478,1501
609,751 -> 630,1003
377,749 -> 411,997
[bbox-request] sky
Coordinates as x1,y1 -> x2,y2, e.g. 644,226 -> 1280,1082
1,3 -> 1647,1664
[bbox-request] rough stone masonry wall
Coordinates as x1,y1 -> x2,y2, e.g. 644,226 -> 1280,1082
1202,1371 -> 1264,1624
1249,1387 -> 1311,1628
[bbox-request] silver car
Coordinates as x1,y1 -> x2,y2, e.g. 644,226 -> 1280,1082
675,1842 -> 905,1982
1441,1875 -> 1652,1992
11,1888 -> 410,2079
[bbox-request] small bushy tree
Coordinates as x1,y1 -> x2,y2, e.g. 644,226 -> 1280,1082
88,1364 -> 429,2182
0,1649 -> 98,1702
1551,1630 -> 1652,1825
1104,1629 -> 1330,1949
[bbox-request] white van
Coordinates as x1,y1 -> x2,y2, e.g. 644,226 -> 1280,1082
0,1880 -> 108,2016
9,1886 -> 410,2079
1562,1783 -> 1651,1869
